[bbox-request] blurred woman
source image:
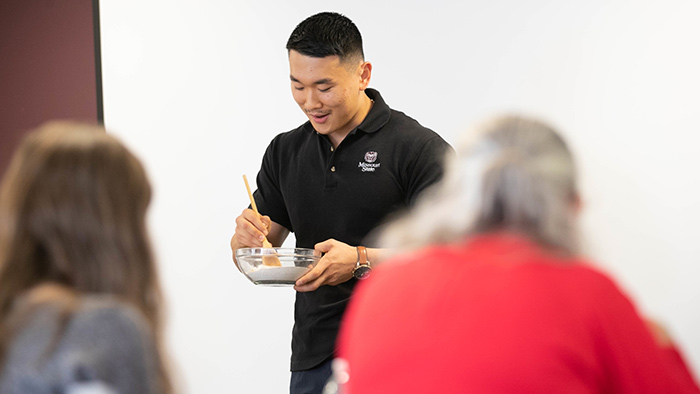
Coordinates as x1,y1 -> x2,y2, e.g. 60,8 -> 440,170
0,122 -> 172,393
336,115 -> 699,393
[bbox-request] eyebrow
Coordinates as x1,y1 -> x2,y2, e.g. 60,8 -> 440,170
289,75 -> 334,85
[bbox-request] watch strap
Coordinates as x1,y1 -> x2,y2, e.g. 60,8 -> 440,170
357,246 -> 369,266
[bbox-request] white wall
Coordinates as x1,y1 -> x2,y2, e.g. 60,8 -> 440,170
99,1 -> 700,392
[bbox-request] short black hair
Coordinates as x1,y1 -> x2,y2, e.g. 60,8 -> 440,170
286,12 -> 364,61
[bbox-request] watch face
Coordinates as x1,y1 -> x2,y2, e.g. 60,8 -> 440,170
353,265 -> 371,280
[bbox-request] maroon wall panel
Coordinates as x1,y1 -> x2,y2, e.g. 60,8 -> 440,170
0,0 -> 101,179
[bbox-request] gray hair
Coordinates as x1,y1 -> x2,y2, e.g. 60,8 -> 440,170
376,115 -> 579,255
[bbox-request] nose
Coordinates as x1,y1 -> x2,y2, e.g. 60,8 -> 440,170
304,89 -> 322,110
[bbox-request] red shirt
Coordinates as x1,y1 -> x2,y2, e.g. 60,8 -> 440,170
338,234 -> 700,394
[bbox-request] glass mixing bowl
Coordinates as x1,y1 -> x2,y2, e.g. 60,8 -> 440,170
235,247 -> 320,286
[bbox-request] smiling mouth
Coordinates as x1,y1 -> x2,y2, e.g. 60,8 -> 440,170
309,113 -> 330,122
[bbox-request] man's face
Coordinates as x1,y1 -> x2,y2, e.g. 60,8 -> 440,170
289,50 -> 369,141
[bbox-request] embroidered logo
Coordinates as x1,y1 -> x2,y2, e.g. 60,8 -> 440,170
359,151 -> 381,172
364,151 -> 378,163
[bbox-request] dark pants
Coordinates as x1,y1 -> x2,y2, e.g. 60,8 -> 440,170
290,358 -> 333,394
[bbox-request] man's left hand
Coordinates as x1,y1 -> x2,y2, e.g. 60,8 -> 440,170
294,239 -> 357,292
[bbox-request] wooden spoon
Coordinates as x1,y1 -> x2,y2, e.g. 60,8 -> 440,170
243,175 -> 281,267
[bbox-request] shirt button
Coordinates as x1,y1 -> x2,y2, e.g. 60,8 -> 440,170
330,147 -> 334,152
330,166 -> 336,172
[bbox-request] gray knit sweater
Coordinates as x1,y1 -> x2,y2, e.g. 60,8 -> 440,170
0,296 -> 162,394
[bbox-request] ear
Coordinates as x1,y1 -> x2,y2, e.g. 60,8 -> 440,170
358,61 -> 372,90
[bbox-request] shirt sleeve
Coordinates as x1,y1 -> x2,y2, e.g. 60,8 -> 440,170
59,304 -> 163,394
403,134 -> 454,207
253,136 -> 293,232
588,271 -> 700,393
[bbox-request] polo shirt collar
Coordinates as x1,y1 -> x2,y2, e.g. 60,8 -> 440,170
357,88 -> 390,134
302,88 -> 391,135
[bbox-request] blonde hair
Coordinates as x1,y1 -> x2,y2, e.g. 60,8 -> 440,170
377,115 -> 579,255
0,122 -> 171,392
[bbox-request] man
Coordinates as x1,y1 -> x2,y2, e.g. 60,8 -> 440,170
230,12 -> 452,394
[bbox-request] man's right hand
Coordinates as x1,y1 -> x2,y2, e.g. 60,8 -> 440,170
230,209 -> 289,270
232,208 -> 271,248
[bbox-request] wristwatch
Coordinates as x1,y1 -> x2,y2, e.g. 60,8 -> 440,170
352,246 -> 372,280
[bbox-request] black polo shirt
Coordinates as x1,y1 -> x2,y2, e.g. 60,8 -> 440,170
253,88 -> 452,371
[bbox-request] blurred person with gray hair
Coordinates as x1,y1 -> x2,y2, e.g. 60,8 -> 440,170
336,115 -> 700,393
